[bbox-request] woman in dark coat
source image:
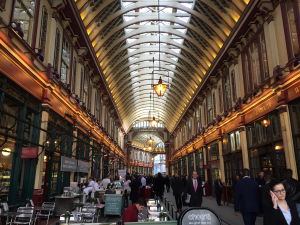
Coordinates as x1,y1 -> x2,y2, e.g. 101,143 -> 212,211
129,175 -> 141,204
153,173 -> 165,199
171,173 -> 183,211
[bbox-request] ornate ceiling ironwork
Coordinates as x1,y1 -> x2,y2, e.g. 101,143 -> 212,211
75,0 -> 246,133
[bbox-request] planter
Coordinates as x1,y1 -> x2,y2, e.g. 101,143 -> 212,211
65,217 -> 70,223
159,217 -> 164,221
157,207 -> 161,212
79,207 -> 82,212
25,203 -> 29,207
92,202 -> 95,206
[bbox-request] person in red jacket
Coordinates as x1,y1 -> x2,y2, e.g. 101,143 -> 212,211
122,198 -> 146,224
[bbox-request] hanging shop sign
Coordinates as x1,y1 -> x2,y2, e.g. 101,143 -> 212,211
21,147 -> 38,158
204,165 -> 211,169
61,156 -> 77,172
77,160 -> 89,173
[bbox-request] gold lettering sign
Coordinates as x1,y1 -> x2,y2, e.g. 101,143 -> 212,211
295,86 -> 300,93
249,103 -> 272,119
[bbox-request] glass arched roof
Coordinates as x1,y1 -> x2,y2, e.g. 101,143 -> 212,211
76,0 -> 247,132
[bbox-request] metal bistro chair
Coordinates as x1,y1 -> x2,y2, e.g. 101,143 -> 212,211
80,207 -> 96,223
85,207 -> 99,223
10,207 -> 35,225
171,205 -> 177,220
35,202 -> 55,225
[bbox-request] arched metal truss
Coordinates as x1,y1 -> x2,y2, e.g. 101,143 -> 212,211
132,132 -> 164,150
75,0 -> 247,136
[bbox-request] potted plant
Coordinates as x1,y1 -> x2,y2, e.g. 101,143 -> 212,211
158,212 -> 166,221
91,198 -> 97,206
78,202 -> 84,212
64,211 -> 71,223
0,203 -> 3,214
25,198 -> 30,207
157,203 -> 161,212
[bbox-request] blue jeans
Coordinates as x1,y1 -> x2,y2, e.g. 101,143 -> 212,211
296,203 -> 300,218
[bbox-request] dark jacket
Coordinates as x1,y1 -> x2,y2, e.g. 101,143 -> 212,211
171,177 -> 183,196
234,177 -> 261,213
182,176 -> 187,188
256,176 -> 266,186
184,178 -> 203,207
265,199 -> 300,225
261,182 -> 272,225
232,179 -> 238,191
129,177 -> 141,196
154,175 -> 165,193
165,177 -> 170,187
282,177 -> 300,203
214,180 -> 223,193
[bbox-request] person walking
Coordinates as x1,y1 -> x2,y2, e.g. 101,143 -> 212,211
171,173 -> 183,211
182,174 -> 187,190
129,175 -> 142,204
256,171 -> 266,187
141,175 -> 146,198
214,177 -> 223,206
282,169 -> 300,217
266,179 -> 300,225
234,168 -> 261,225
232,175 -> 240,192
124,175 -> 131,208
261,172 -> 273,225
153,173 -> 165,199
184,171 -> 203,207
165,175 -> 170,193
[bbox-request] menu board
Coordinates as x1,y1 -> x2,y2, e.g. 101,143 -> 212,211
61,156 -> 77,172
77,160 -> 89,173
178,208 -> 221,225
104,195 -> 122,216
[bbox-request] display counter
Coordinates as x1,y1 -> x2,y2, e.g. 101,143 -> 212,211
55,194 -> 83,215
125,222 -> 176,225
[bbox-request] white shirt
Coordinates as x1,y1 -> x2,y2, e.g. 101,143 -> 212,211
123,180 -> 131,191
141,177 -> 146,187
92,182 -> 100,193
88,180 -> 95,187
100,178 -> 111,189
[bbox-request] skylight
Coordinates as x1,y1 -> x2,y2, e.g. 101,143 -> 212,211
180,3 -> 193,8
177,17 -> 189,23
127,39 -> 137,43
124,16 -> 135,22
173,38 -> 184,44
122,2 -> 134,8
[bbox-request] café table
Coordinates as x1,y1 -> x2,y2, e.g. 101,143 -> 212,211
0,212 -> 19,224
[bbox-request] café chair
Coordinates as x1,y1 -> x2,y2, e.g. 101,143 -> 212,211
171,205 -> 176,220
35,202 -> 55,225
9,207 -> 35,225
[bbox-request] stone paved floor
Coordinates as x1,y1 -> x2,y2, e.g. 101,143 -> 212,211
163,188 -> 263,225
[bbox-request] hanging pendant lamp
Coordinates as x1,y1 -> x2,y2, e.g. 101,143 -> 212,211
148,136 -> 153,144
150,116 -> 158,128
148,145 -> 152,151
143,145 -> 146,151
153,77 -> 168,97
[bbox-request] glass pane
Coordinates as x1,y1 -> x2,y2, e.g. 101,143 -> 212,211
244,53 -> 251,93
287,0 -> 300,55
250,41 -> 261,88
259,32 -> 269,79
235,131 -> 241,149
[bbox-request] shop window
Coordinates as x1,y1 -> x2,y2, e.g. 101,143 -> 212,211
218,85 -> 223,113
213,92 -> 216,117
72,58 -> 76,93
61,37 -> 71,85
53,29 -> 61,70
286,0 -> 300,56
222,135 -> 229,155
39,6 -> 48,53
207,93 -> 213,123
208,142 -> 219,161
229,130 -> 241,152
231,70 -> 237,102
12,0 -> 36,44
224,73 -> 231,111
259,32 -> 269,79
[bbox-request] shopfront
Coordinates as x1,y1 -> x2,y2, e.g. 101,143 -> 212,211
246,110 -> 286,180
188,153 -> 194,176
91,140 -> 101,178
223,129 -> 243,186
0,75 -> 42,206
206,140 -> 220,196
195,148 -> 205,181
181,157 -> 187,176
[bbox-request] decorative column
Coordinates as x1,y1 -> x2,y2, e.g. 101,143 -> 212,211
239,126 -> 249,169
203,146 -> 208,182
277,105 -> 298,179
218,136 -> 225,183
34,102 -> 51,189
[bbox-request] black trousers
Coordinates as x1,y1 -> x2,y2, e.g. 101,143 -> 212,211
242,212 -> 257,225
216,191 -> 222,205
156,191 -> 163,200
141,186 -> 145,198
174,195 -> 182,210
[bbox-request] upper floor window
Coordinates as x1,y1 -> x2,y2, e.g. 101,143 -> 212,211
207,93 -> 213,123
53,29 -> 60,70
83,74 -> 88,104
243,52 -> 251,94
249,41 -> 261,88
188,120 -> 192,139
39,6 -> 48,53
231,70 -> 237,102
72,58 -> 77,93
224,73 -> 231,111
259,32 -> 269,79
61,37 -> 71,84
203,103 -> 206,125
199,108 -> 202,129
95,92 -> 100,120
286,0 -> 300,56
218,85 -> 223,113
213,92 -> 216,118
12,0 -> 36,44
80,69 -> 84,99
88,80 -> 92,109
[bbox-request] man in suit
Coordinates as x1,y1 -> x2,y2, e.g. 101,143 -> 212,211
184,171 -> 204,207
129,175 -> 142,204
234,168 -> 261,225
261,172 -> 272,225
214,177 -> 223,206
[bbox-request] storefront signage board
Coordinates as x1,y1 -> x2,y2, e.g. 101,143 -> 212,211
61,156 -> 77,172
21,147 -> 38,158
244,95 -> 277,123
205,130 -> 219,144
104,194 -> 122,216
178,207 -> 221,225
77,160 -> 89,173
221,118 -> 240,134
285,77 -> 300,102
